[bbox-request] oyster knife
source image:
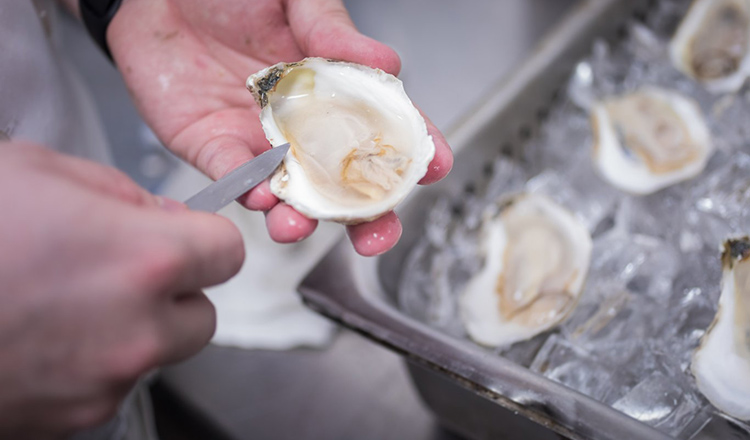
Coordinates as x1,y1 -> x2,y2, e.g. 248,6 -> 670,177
184,143 -> 290,213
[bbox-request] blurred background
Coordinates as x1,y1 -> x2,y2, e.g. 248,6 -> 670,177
59,1 -> 577,439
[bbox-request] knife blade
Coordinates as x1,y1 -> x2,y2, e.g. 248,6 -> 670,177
184,143 -> 290,213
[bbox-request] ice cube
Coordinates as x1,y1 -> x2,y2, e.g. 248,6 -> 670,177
530,335 -> 624,403
586,229 -> 680,304
612,371 -> 704,436
525,168 -> 619,233
691,153 -> 750,233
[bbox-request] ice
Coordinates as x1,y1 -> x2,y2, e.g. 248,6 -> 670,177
559,280 -> 628,342
612,370 -> 705,436
661,288 -> 716,372
704,92 -> 750,153
498,331 -> 551,368
641,0 -> 687,38
567,61 -> 596,110
522,98 -> 591,174
563,290 -> 656,347
481,155 -> 528,204
398,235 -> 477,339
690,152 -> 750,234
423,197 -> 453,248
398,241 -> 442,323
582,229 -> 680,304
525,167 -> 620,233
395,0 -> 750,438
614,191 -> 686,240
530,335 -> 626,404
533,335 -> 709,436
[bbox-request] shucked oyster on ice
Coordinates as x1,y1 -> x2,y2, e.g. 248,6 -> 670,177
670,0 -> 750,94
590,87 -> 713,195
692,237 -> 750,421
246,58 -> 435,224
459,194 -> 592,347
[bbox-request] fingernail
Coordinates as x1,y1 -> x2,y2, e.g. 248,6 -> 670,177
157,196 -> 188,211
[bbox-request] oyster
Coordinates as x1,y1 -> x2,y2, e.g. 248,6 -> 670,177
692,237 -> 750,421
459,194 -> 592,347
246,58 -> 435,224
590,87 -> 713,195
670,0 -> 750,94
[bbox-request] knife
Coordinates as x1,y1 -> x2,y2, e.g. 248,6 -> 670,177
184,143 -> 290,213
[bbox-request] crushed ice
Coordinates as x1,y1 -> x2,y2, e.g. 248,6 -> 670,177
398,0 -> 750,437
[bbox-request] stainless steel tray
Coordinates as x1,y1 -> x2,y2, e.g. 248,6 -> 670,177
299,1 -> 674,439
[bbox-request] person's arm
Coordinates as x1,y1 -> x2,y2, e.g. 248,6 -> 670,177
0,141 -> 244,438
104,0 -> 453,256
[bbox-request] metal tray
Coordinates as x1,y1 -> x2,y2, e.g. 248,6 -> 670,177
298,1 -> 675,439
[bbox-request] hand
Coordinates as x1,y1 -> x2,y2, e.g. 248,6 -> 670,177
106,0 -> 453,256
0,142 -> 244,438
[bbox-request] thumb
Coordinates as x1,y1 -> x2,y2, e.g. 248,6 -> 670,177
285,0 -> 401,75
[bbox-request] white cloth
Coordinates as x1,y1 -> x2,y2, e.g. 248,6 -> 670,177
0,0 -> 111,163
158,164 -> 339,350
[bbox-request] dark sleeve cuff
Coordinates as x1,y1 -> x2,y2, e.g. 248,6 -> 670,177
79,0 -> 123,61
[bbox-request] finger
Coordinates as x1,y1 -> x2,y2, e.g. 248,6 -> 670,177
157,290 -> 216,364
151,210 -> 246,291
156,196 -> 189,212
285,0 -> 401,75
10,141 -> 161,207
264,203 -> 318,243
238,179 -> 279,211
171,111 -> 270,181
419,115 -> 454,185
170,112 -> 284,210
346,211 -> 402,256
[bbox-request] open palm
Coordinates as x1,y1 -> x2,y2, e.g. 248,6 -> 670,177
107,0 -> 452,256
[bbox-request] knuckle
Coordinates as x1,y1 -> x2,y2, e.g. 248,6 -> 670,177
104,334 -> 162,381
215,218 -> 245,276
135,244 -> 188,292
194,136 -> 241,180
164,294 -> 217,363
185,298 -> 217,354
108,170 -> 150,205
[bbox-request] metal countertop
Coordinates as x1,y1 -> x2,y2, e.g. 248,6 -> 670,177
60,1 -> 577,438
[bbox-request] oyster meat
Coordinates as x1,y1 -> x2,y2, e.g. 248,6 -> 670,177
246,58 -> 435,224
459,194 -> 592,347
692,237 -> 750,421
670,0 -> 750,94
590,87 -> 713,195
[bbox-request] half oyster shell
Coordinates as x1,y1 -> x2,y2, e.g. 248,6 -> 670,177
459,194 -> 592,347
692,237 -> 750,421
246,58 -> 435,224
670,0 -> 750,94
590,87 -> 713,195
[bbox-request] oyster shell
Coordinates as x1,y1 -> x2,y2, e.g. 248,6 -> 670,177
590,87 -> 713,195
459,194 -> 592,347
692,237 -> 750,421
246,58 -> 435,224
670,0 -> 750,94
